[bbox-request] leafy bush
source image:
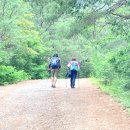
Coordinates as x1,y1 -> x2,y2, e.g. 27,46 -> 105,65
109,48 -> 130,90
30,65 -> 49,79
90,51 -> 115,85
0,65 -> 30,85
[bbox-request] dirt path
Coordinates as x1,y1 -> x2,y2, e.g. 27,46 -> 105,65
0,78 -> 130,130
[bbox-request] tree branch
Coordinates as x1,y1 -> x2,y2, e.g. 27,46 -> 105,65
2,0 -> 7,16
107,0 -> 128,13
111,13 -> 130,20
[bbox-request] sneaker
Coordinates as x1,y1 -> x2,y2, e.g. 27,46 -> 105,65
71,85 -> 75,88
71,84 -> 75,88
51,85 -> 56,88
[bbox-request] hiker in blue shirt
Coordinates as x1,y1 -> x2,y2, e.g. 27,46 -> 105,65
48,54 -> 61,88
67,58 -> 80,88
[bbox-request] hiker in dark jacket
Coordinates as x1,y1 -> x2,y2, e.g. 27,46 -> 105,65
67,58 -> 80,88
48,54 -> 61,88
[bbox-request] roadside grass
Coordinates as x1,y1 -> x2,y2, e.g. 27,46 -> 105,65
90,78 -> 130,114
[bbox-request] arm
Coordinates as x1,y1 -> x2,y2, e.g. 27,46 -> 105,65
59,59 -> 61,69
48,58 -> 51,70
58,58 -> 61,70
48,64 -> 51,70
67,61 -> 71,68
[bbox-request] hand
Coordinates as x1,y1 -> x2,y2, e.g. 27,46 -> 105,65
58,68 -> 60,72
78,71 -> 80,77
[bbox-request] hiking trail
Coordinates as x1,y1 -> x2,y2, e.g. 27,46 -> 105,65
0,78 -> 130,130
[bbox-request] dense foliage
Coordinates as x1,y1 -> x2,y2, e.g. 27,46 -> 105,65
0,0 -> 130,108
0,65 -> 30,85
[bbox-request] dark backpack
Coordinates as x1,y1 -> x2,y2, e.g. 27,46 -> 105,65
66,69 -> 71,78
50,57 -> 60,69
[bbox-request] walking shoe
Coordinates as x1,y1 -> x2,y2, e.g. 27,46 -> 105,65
71,85 -> 75,88
51,85 -> 56,88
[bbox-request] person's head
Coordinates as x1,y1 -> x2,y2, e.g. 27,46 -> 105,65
72,58 -> 76,61
53,54 -> 58,57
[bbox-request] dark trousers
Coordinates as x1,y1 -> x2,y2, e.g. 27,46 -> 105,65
70,70 -> 77,88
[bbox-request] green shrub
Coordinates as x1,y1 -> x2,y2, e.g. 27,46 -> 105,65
0,65 -> 30,85
30,65 -> 49,79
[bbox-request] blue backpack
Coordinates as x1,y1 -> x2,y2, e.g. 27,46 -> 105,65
50,57 -> 60,69
70,61 -> 78,71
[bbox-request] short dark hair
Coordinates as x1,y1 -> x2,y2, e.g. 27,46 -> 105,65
53,54 -> 58,57
72,58 -> 76,61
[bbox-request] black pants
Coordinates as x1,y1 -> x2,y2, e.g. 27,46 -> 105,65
70,70 -> 77,88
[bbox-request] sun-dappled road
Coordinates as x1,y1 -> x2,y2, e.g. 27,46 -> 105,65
0,79 -> 130,130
